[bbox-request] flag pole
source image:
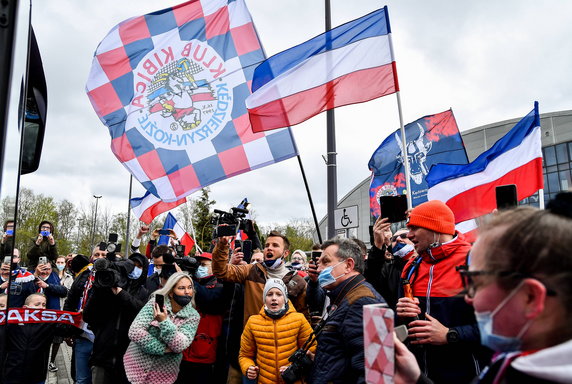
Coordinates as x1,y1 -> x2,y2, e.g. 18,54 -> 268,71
297,155 -> 323,243
325,0 -> 338,239
538,189 -> 545,209
386,18 -> 413,210
125,175 -> 133,254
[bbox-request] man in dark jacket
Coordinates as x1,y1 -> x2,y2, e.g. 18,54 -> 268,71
396,200 -> 491,384
144,244 -> 171,294
83,252 -> 149,384
308,238 -> 385,384
26,220 -> 58,270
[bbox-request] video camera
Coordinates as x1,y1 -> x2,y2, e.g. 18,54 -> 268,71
211,199 -> 253,238
281,346 -> 314,384
163,250 -> 200,275
93,233 -> 130,289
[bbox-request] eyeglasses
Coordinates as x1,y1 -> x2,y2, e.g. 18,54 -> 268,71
391,233 -> 408,242
458,267 -> 557,298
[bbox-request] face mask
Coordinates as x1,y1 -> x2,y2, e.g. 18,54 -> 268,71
154,267 -> 162,275
172,293 -> 192,307
264,258 -> 283,270
318,261 -> 346,288
195,265 -> 210,279
475,281 -> 532,352
393,243 -> 414,258
264,301 -> 289,319
128,266 -> 143,280
56,264 -> 65,271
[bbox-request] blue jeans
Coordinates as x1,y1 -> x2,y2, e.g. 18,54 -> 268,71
74,338 -> 93,384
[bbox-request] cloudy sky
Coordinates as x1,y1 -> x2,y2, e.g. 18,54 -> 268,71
21,0 -> 572,228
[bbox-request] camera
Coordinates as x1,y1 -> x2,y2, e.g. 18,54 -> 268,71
175,256 -> 199,274
99,233 -> 122,259
93,257 -> 133,289
281,348 -> 313,384
175,244 -> 185,258
211,199 -> 253,238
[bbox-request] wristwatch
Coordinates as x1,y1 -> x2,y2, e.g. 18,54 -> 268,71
446,328 -> 459,344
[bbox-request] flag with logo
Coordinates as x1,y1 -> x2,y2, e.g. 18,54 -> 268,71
427,102 -> 543,224
246,7 -> 398,132
368,110 -> 468,217
86,0 -> 298,202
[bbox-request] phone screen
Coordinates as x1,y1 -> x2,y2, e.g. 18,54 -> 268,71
496,184 -> 518,210
379,195 -> 408,223
242,240 -> 253,264
155,294 -> 165,312
158,229 -> 171,236
311,251 -> 322,265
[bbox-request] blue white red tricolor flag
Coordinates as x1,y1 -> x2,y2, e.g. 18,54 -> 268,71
246,7 -> 398,132
130,191 -> 186,224
157,212 -> 195,256
368,110 -> 468,217
427,102 -> 543,224
86,0 -> 297,202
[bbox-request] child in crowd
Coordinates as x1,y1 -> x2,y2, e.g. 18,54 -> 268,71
2,293 -> 60,384
239,279 -> 315,384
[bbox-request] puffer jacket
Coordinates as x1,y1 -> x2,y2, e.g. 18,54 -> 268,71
400,233 -> 491,384
239,302 -> 315,384
212,241 -> 308,325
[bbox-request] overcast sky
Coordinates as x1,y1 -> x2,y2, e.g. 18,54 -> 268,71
23,0 -> 572,228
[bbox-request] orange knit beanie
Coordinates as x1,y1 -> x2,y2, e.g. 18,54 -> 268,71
407,200 -> 455,235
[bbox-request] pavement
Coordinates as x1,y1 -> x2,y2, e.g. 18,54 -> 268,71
47,343 -> 74,384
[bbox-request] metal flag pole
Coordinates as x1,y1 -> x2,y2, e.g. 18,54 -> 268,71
386,19 -> 413,210
297,155 -> 323,244
125,175 -> 133,255
325,0 -> 338,239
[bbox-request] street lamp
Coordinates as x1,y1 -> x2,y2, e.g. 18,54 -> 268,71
90,195 -> 102,251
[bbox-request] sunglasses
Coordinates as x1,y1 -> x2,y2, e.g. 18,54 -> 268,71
391,233 -> 408,242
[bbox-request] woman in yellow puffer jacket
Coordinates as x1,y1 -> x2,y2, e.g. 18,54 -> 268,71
239,278 -> 315,384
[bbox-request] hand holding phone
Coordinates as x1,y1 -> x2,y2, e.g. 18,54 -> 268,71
379,195 -> 408,223
155,294 -> 165,312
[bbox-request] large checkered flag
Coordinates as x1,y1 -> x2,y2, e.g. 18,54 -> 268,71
86,0 -> 297,202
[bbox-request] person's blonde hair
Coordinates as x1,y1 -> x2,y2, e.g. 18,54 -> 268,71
153,271 -> 194,298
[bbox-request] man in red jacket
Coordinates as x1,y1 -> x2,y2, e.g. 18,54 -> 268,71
396,200 -> 490,384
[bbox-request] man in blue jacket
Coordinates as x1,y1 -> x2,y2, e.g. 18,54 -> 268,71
308,238 -> 385,384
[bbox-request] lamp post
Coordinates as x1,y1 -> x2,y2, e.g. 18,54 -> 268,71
90,195 -> 102,251
76,218 -> 83,253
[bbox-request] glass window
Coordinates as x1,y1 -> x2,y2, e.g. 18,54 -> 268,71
558,163 -> 570,171
544,146 -> 556,166
556,143 -> 569,164
547,172 -> 560,193
568,142 -> 572,159
547,165 -> 558,173
560,171 -> 572,191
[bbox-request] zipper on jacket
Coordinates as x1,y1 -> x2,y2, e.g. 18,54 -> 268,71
274,319 -> 280,380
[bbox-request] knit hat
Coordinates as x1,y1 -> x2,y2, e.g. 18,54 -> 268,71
407,200 -> 455,235
263,278 -> 288,300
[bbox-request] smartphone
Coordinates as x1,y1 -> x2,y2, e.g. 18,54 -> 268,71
155,294 -> 165,312
242,240 -> 253,264
311,251 -> 322,265
368,225 -> 374,245
379,195 -> 408,223
496,184 -> 518,210
3,256 -> 11,265
234,239 -> 242,250
216,224 -> 236,237
158,229 -> 171,236
40,230 -> 51,237
38,256 -> 48,265
6,229 -> 13,236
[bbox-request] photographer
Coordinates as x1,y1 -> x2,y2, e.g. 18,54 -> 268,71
1,220 -> 15,256
0,249 -> 36,308
26,220 -> 58,270
33,258 -> 68,310
307,238 -> 385,384
83,252 -> 149,384
146,245 -> 172,294
239,279 -> 314,384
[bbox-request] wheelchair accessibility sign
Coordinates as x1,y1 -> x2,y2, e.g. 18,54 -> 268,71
334,205 -> 359,230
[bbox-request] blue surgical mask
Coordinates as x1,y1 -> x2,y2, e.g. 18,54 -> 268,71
56,264 -> 65,271
129,266 -> 143,280
195,265 -> 210,279
475,281 -> 532,352
318,262 -> 345,288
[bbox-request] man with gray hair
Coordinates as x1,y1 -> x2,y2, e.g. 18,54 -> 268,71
307,237 -> 385,384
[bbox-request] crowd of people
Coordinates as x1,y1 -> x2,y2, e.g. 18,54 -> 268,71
0,192 -> 571,384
